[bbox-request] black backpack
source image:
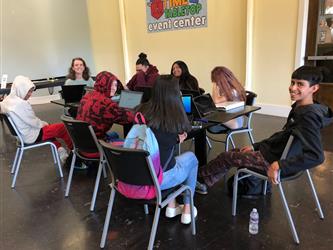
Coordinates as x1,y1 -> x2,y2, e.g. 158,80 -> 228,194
227,173 -> 272,198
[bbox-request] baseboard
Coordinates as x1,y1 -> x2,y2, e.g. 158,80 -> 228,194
29,94 -> 61,105
255,103 -> 291,117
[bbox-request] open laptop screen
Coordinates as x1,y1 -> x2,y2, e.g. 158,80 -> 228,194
118,90 -> 143,109
61,85 -> 86,103
181,95 -> 192,114
193,93 -> 216,116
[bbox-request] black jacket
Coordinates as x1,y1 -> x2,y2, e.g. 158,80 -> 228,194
253,103 -> 332,176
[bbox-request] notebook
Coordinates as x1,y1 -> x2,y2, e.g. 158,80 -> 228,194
215,101 -> 245,111
118,90 -> 143,109
61,85 -> 86,104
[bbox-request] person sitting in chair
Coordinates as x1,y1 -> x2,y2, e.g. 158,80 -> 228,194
199,66 -> 332,188
76,71 -> 134,140
0,76 -> 73,163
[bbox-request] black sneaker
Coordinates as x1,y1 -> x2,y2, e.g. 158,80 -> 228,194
195,181 -> 208,195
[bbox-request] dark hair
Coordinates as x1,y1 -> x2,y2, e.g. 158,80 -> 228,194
211,66 -> 246,101
292,66 -> 324,86
67,57 -> 91,81
137,75 -> 191,133
171,60 -> 200,92
136,52 -> 150,66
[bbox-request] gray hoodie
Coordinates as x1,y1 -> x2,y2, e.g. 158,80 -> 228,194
0,76 -> 47,143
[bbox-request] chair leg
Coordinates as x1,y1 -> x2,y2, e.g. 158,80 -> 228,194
100,188 -> 116,248
51,144 -> 63,178
148,205 -> 161,250
263,180 -> 268,195
232,172 -> 240,216
65,153 -> 76,197
206,136 -> 212,149
229,136 -> 236,149
225,134 -> 233,152
305,170 -> 324,219
102,162 -> 107,179
189,190 -> 196,235
144,204 -> 149,215
50,144 -> 57,164
11,148 -> 20,174
90,161 -> 104,211
278,183 -> 300,244
248,130 -> 255,144
11,149 -> 24,188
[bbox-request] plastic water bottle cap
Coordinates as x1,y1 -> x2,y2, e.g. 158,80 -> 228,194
252,208 -> 257,213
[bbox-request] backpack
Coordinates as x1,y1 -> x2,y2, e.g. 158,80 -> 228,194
117,112 -> 163,199
227,173 -> 272,198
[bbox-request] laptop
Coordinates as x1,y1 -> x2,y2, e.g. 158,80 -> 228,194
193,93 -> 233,123
181,94 -> 201,123
61,85 -> 86,104
180,89 -> 201,97
118,90 -> 143,109
135,86 -> 152,103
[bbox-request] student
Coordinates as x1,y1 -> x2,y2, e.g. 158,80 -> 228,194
210,66 -> 246,130
137,75 -> 198,224
126,53 -> 159,91
65,57 -> 94,87
0,76 -> 73,163
199,66 -> 333,188
171,60 -> 201,93
76,71 -> 134,140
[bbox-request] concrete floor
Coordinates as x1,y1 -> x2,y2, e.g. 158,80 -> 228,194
1,103 -> 333,250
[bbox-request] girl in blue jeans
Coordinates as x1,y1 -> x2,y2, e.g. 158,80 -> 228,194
138,75 -> 198,224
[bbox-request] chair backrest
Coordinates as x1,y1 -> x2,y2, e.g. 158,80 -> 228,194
0,113 -> 18,136
61,115 -> 99,153
100,140 -> 158,187
245,91 -> 257,106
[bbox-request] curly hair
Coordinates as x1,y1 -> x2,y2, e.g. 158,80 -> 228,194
67,57 -> 91,81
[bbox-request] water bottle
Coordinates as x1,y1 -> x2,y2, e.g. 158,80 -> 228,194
249,208 -> 259,235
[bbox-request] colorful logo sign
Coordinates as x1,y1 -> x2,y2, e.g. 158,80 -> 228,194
146,0 -> 207,33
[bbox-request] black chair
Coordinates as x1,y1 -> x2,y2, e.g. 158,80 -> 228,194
232,135 -> 324,244
61,115 -> 107,211
99,141 -> 196,250
0,112 -> 63,188
207,91 -> 258,151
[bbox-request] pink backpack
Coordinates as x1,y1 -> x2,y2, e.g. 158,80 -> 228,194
117,113 -> 163,199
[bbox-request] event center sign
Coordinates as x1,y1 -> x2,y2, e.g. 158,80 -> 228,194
146,0 -> 207,33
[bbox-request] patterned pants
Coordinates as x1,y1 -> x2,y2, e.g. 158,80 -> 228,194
199,149 -> 270,187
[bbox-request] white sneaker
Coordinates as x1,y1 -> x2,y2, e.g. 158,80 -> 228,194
181,206 -> 197,224
57,147 -> 68,164
165,205 -> 184,218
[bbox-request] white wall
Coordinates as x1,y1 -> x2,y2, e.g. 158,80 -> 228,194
1,0 -> 95,82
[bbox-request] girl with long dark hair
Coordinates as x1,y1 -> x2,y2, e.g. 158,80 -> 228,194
171,60 -> 201,93
138,75 -> 198,224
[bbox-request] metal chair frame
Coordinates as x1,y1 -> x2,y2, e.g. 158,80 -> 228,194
232,135 -> 324,244
61,115 -> 107,211
207,91 -> 257,151
99,141 -> 196,250
1,113 -> 63,188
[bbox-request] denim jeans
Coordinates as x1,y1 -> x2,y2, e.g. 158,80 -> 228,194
160,151 -> 198,204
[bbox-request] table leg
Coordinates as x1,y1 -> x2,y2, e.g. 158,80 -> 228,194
194,129 -> 207,167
